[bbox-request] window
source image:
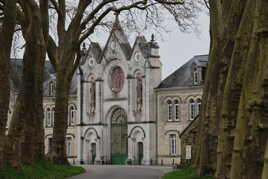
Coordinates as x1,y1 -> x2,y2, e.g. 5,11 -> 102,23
169,134 -> 176,156
193,68 -> 199,85
68,106 -> 76,126
66,137 -> 72,156
51,107 -> 55,126
189,99 -> 195,120
46,108 -> 51,127
167,100 -> 172,121
196,98 -> 202,116
48,138 -> 53,153
49,81 -> 55,96
174,100 -> 180,121
201,67 -> 207,82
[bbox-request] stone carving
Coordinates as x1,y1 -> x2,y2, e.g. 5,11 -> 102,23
90,82 -> 96,113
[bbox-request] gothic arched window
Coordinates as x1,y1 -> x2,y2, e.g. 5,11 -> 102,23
136,77 -> 143,111
167,100 -> 172,121
46,108 -> 51,127
174,100 -> 180,121
189,99 -> 195,120
196,98 -> 202,116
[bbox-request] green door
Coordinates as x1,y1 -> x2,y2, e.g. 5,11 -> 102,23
91,143 -> 96,164
111,108 -> 128,165
138,142 -> 143,165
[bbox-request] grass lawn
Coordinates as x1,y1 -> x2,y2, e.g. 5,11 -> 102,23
0,159 -> 85,179
162,167 -> 212,179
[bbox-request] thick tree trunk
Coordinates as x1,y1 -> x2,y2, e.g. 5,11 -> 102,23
6,42 -> 46,166
51,70 -> 71,165
215,1 -> 254,178
0,0 -> 17,168
196,0 -> 268,179
6,1 -> 47,166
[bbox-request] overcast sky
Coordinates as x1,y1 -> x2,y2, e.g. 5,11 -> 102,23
91,12 -> 210,79
159,13 -> 210,79
12,10 -> 210,80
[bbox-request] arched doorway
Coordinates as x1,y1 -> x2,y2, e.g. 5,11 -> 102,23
111,108 -> 128,164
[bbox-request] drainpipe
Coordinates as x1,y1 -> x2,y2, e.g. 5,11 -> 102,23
78,67 -> 84,164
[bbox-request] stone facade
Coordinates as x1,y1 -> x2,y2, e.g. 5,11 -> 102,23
155,55 -> 207,166
76,20 -> 161,165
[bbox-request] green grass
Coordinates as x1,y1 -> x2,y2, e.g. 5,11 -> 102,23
162,167 -> 212,179
0,159 -> 85,179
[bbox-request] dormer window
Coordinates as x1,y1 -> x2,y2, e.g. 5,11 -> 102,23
193,67 -> 199,85
49,81 -> 56,96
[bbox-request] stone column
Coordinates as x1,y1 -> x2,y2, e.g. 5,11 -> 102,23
127,75 -> 135,122
95,79 -> 103,123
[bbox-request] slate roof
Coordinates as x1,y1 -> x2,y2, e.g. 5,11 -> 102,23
157,55 -> 208,89
10,59 -> 77,96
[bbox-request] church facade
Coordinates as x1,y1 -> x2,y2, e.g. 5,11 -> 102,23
6,20 -> 208,166
74,21 -> 162,165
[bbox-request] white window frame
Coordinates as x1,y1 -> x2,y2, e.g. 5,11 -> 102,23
196,99 -> 202,116
189,99 -> 195,120
167,100 -> 173,121
66,137 -> 72,156
193,68 -> 199,85
169,134 -> 177,156
46,108 -> 51,127
51,107 -> 55,127
174,100 -> 180,121
68,105 -> 76,126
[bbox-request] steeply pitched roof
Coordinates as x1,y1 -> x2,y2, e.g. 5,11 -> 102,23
10,59 -> 77,96
81,42 -> 103,65
157,55 -> 208,89
101,19 -> 132,60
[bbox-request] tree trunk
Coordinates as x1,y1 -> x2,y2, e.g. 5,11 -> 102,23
6,1 -> 47,166
51,69 -> 71,165
6,41 -> 46,166
0,0 -> 17,168
195,0 -> 268,179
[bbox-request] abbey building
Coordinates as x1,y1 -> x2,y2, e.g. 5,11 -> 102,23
7,20 -> 208,166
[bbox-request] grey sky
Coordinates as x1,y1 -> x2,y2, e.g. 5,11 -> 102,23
12,11 -> 210,80
159,13 -> 210,79
91,13 -> 210,79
